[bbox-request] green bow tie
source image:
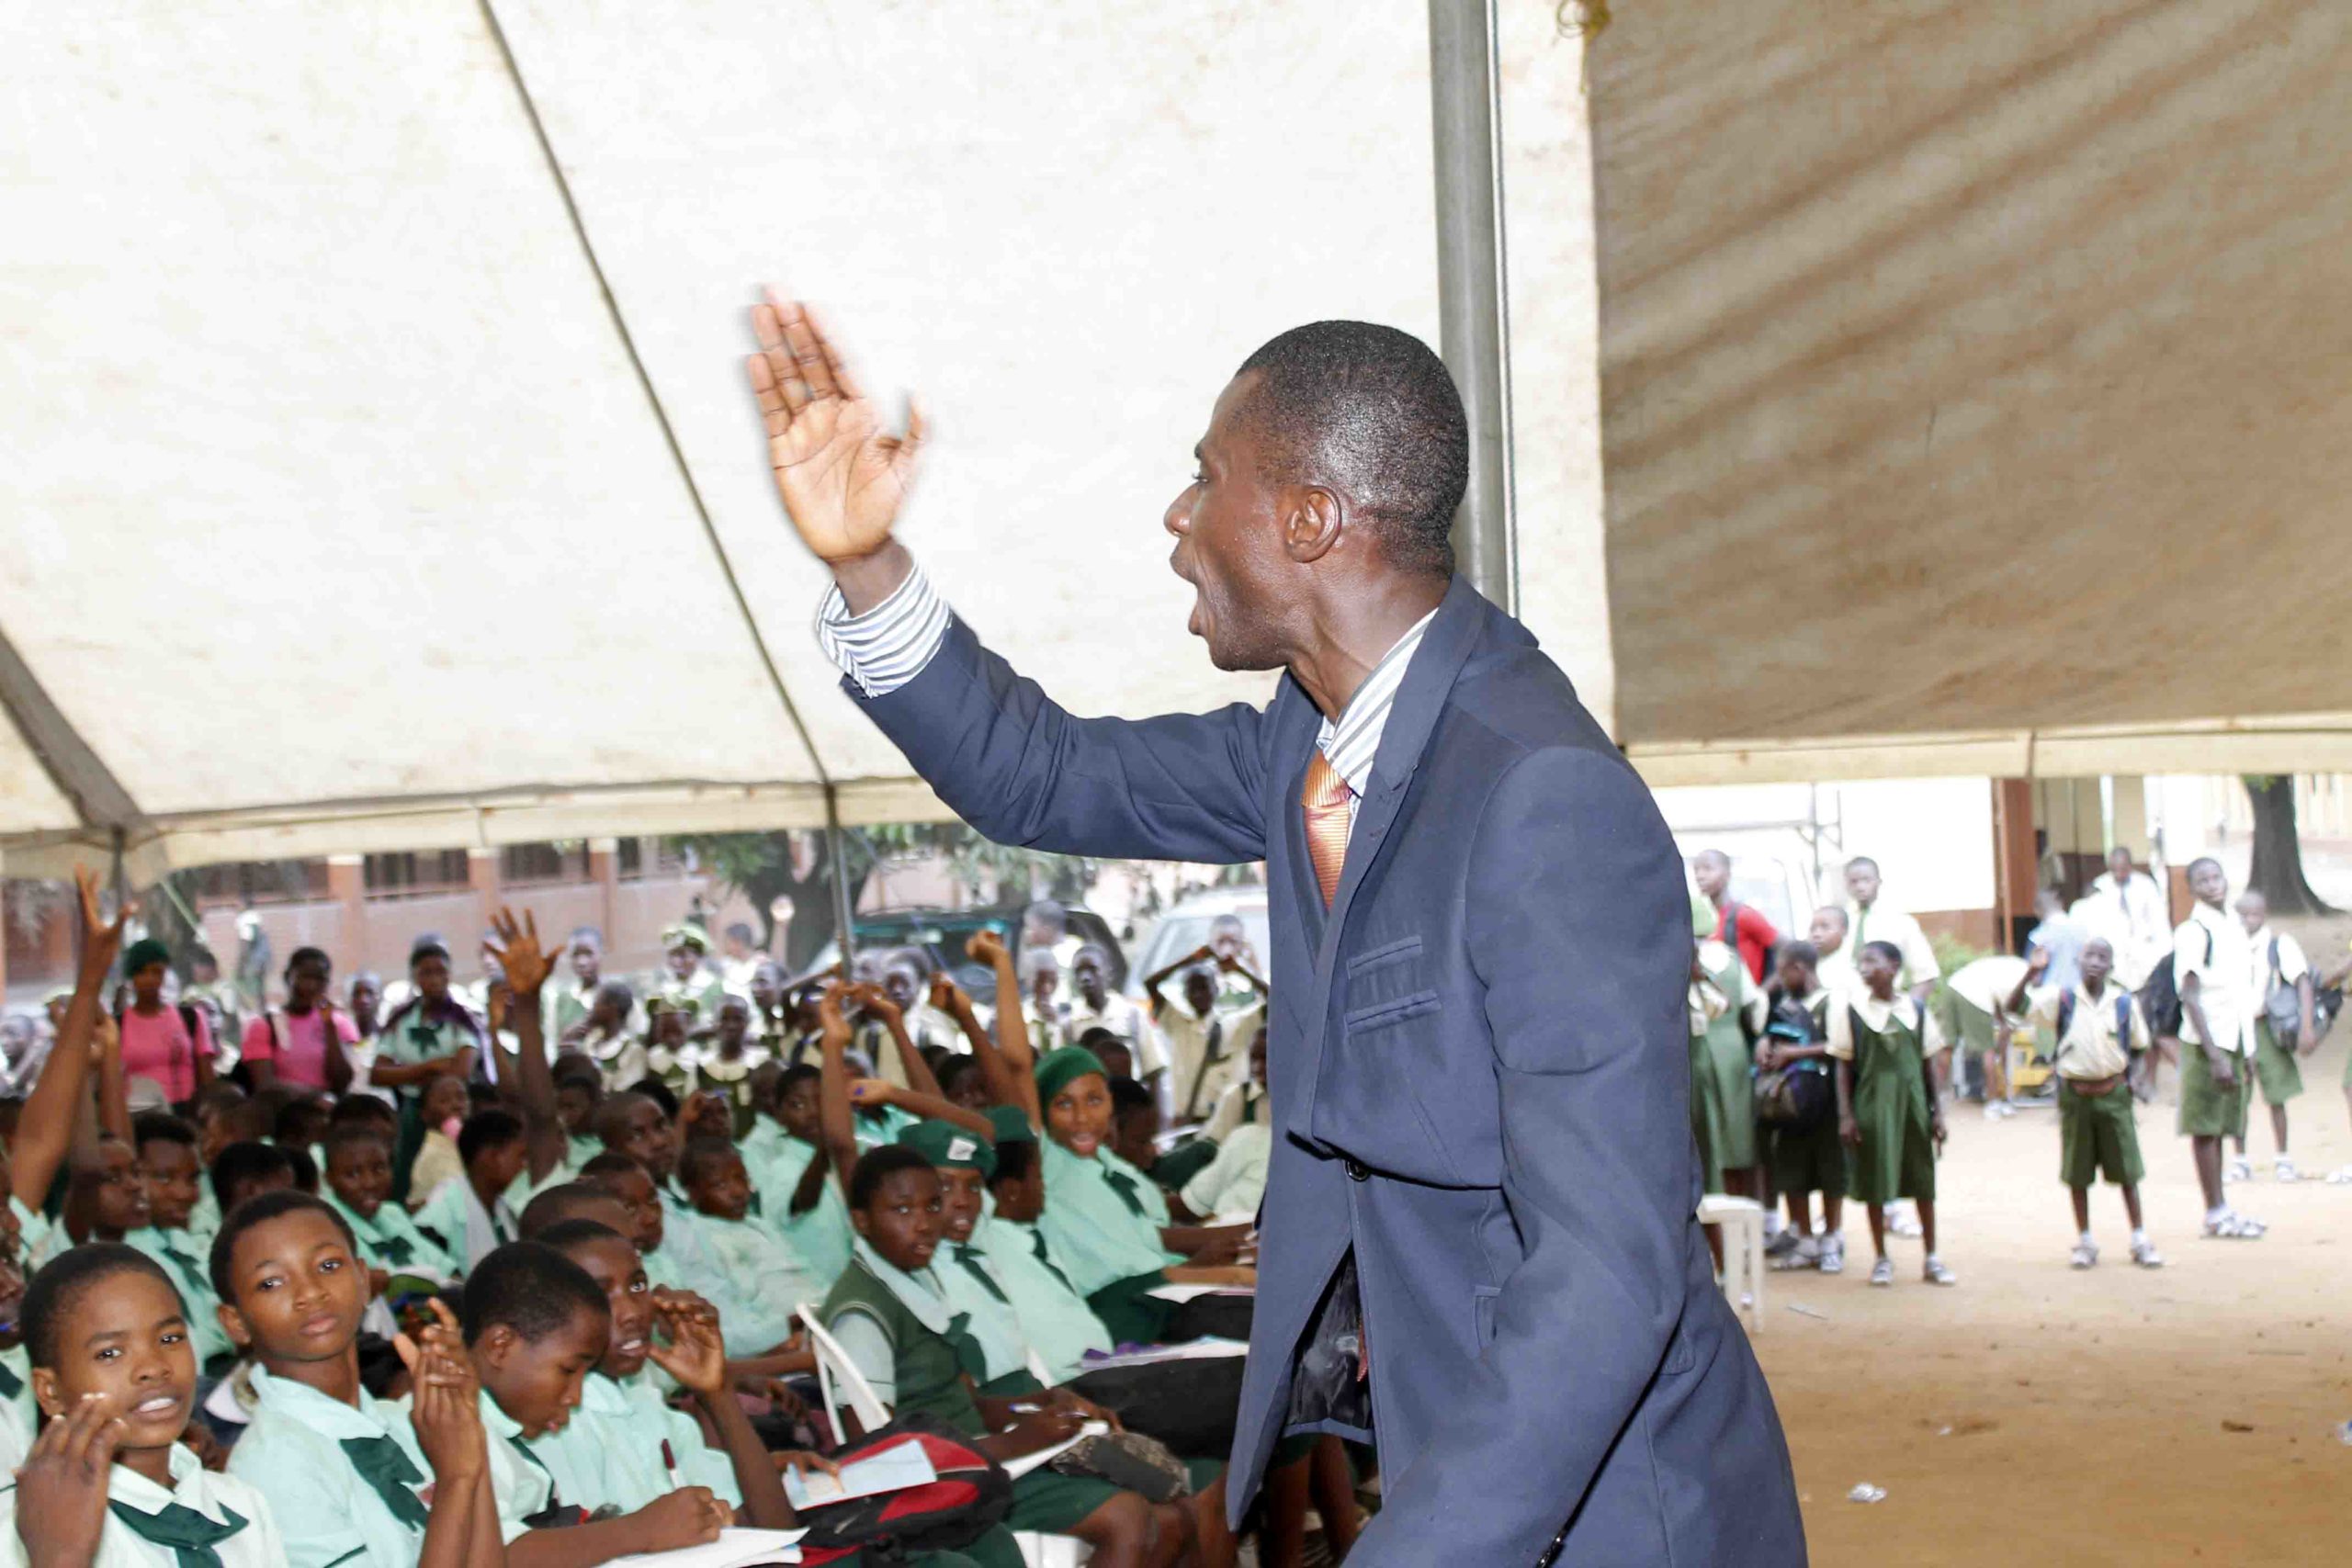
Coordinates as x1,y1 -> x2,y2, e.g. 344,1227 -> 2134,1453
408,1022 -> 439,1047
943,1309 -> 989,1383
154,1237 -> 208,1297
0,1359 -> 22,1400
1028,1229 -> 1077,1294
378,1235 -> 416,1268
952,1244 -> 1012,1305
339,1433 -> 430,1528
109,1499 -> 249,1567
1101,1168 -> 1148,1219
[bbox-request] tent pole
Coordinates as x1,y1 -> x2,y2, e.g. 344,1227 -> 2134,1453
824,787 -> 858,972
109,826 -> 128,917
1429,0 -> 1516,612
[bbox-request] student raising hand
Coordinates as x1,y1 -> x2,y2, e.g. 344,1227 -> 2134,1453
484,907 -> 562,998
647,1290 -> 729,1396
13,1393 -> 125,1565
928,969 -> 966,1015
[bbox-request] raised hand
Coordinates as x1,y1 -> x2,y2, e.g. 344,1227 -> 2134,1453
14,1393 -> 123,1564
817,982 -> 853,1050
929,971 -> 967,1014
967,931 -> 1009,968
73,866 -> 131,987
484,907 -> 561,999
848,1077 -> 895,1109
746,294 -> 924,566
850,982 -> 900,1023
648,1293 -> 729,1396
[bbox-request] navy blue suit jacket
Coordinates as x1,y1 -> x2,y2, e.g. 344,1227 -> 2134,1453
852,576 -> 1804,1564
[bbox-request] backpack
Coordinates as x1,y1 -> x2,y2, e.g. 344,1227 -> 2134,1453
2260,935 -> 2343,1050
2140,923 -> 2211,1041
794,1415 -> 1014,1567
2053,989 -> 2137,1068
1754,997 -> 1833,1130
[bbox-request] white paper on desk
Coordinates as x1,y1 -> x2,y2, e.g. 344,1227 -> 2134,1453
605,1525 -> 807,1566
1144,1282 -> 1256,1304
784,1436 -> 940,1510
1079,1337 -> 1250,1370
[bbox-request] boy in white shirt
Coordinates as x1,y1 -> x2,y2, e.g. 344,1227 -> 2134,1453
2232,891 -> 2318,1183
2169,859 -> 2266,1239
1840,857 -> 1942,1005
2006,939 -> 2163,1269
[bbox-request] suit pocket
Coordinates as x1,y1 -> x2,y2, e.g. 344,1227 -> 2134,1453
1472,1283 -> 1502,1350
1342,990 -> 1442,1032
1346,935 -> 1424,977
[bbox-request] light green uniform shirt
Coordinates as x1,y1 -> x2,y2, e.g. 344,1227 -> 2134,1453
373,1011 -> 479,1101
322,1190 -> 461,1282
669,1212 -> 820,1355
409,1177 -> 516,1276
123,1224 -> 233,1365
1037,1141 -> 1181,1298
524,1370 -> 741,1514
0,1347 -> 32,1474
184,1188 -> 220,1254
983,1215 -> 1115,1385
0,1442 -> 283,1567
741,1122 -> 854,1290
225,1364 -> 537,1567
827,1239 -> 978,1408
479,1390 -> 555,1521
932,1235 -> 1040,1385
11,1196 -> 52,1270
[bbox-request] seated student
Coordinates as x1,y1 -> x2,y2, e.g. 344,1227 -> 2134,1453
978,1131 -> 1115,1383
41,1135 -> 153,1269
1831,940 -> 1958,1288
208,1142 -> 300,1221
322,1122 -> 461,1286
652,996 -> 772,1137
2006,938 -> 2165,1269
464,1240 -> 786,1563
0,1202 -> 35,1472
405,1075 -> 472,1212
123,1112 -> 236,1373
741,1065 -> 855,1288
185,1086 -> 255,1246
6,1244 -> 285,1565
516,1182 -> 633,1241
271,1088 -> 335,1161
412,1110 -> 530,1273
552,1058 -> 606,1173
1106,1076 -> 1212,1199
575,1153 -> 689,1292
561,982 -> 646,1090
669,1135 -> 821,1354
217,1190 -> 522,1566
1167,1041 -> 1271,1226
820,1146 -> 1172,1568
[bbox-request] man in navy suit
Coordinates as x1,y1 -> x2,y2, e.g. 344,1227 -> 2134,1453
744,298 -> 1804,1564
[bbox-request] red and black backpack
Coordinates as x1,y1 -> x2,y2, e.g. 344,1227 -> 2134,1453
796,1415 -> 1014,1567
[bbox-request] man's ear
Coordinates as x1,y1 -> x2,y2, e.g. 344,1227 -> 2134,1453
476,1324 -> 519,1373
849,1209 -> 873,1241
29,1366 -> 62,1420
1281,486 -> 1343,564
217,1301 -> 250,1352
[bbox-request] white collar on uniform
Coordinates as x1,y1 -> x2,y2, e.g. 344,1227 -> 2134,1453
1315,608 -> 1440,797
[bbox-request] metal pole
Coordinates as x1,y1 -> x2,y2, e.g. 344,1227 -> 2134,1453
824,788 -> 858,971
1429,0 -> 1516,611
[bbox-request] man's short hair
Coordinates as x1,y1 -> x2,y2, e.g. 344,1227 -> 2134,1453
1778,941 -> 1821,969
1233,321 -> 1468,576
132,1111 -> 198,1156
538,1217 -> 628,1257
458,1110 -> 526,1168
676,1135 -> 741,1189
518,1182 -> 619,1238
329,1095 -> 399,1129
577,1151 -> 647,1185
1846,856 -> 1881,877
209,1141 -> 297,1210
458,1241 -> 608,1347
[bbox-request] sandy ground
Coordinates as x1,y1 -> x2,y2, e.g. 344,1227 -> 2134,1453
1755,995 -> 2352,1567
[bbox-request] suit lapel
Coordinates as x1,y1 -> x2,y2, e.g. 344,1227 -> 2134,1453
1284,576 -> 1497,1146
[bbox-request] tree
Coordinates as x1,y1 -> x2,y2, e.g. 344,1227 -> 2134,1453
667,827 -> 1100,972
2240,775 -> 2335,916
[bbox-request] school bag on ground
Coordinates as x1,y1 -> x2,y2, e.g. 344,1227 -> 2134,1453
794,1414 -> 1014,1567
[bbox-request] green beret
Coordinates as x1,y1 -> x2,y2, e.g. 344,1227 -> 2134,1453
1034,1044 -> 1109,1105
662,924 -> 712,955
984,1104 -> 1036,1146
122,938 -> 172,976
897,1118 -> 997,1178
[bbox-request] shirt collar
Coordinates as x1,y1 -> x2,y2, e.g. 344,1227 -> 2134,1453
851,1238 -> 954,1337
478,1389 -> 525,1444
105,1442 -> 206,1512
249,1365 -> 395,1440
1314,608 -> 1439,797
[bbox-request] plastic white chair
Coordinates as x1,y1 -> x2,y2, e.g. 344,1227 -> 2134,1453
797,1304 -> 1091,1566
1696,1195 -> 1765,1333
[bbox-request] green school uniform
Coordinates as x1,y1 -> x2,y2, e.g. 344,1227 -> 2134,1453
408,1177 -> 516,1277
375,1010 -> 479,1100
1688,942 -> 1758,1190
0,1347 -> 34,1474
11,1196 -> 51,1269
1038,1140 -> 1181,1343
933,1236 -> 1042,1387
821,1246 -> 1117,1550
123,1224 -> 234,1368
983,1215 -> 1115,1385
742,1122 -> 854,1290
524,1368 -> 741,1514
670,1211 -> 821,1355
1765,992 -> 1846,1201
322,1190 -> 461,1281
654,973 -> 729,1028
1832,995 -> 1939,1204
650,1043 -> 772,1136
0,1441 -> 285,1567
2059,1080 -> 2143,1189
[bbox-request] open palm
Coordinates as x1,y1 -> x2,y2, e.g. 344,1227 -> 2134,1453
746,294 -> 925,563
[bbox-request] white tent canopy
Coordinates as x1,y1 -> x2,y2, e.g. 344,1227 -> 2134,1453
4,1 -> 2346,878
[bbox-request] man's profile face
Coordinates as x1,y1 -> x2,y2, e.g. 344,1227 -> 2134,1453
2109,846 -> 2133,880
2189,860 -> 2228,907
1808,908 -> 1847,953
1693,852 -> 1730,901
1165,373 -> 1297,672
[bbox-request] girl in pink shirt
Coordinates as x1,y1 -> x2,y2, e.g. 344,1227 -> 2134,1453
239,945 -> 361,1092
115,937 -> 214,1104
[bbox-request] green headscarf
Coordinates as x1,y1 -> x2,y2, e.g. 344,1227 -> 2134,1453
1034,1044 -> 1108,1106
661,923 -> 712,955
983,1104 -> 1036,1146
122,937 -> 172,976
898,1119 -> 997,1179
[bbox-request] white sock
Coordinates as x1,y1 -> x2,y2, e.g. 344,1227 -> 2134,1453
2078,1231 -> 2096,1248
2206,1204 -> 2229,1224
2131,1228 -> 2150,1247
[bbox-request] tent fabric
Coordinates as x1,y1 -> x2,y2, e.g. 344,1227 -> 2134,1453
6,2 -> 2348,875
1588,0 -> 2352,778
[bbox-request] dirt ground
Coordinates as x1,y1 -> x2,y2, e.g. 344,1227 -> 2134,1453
1757,966 -> 2352,1566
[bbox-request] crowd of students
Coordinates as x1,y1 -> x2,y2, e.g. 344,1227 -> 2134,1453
1690,846 -> 2352,1288
0,880 -> 1330,1568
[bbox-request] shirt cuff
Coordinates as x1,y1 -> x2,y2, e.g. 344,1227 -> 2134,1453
816,558 -> 954,698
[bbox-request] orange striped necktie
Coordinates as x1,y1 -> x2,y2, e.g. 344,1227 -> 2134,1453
1302,750 -> 1353,908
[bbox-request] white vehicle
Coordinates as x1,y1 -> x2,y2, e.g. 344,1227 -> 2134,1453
1125,887 -> 1270,1003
